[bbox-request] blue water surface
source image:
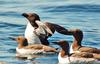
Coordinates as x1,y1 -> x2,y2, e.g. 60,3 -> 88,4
0,0 -> 100,64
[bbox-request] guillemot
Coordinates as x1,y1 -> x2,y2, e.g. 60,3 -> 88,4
53,40 -> 100,64
22,13 -> 54,45
11,36 -> 58,59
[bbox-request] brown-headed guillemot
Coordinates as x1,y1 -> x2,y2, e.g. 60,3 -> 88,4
53,40 -> 100,64
11,36 -> 58,59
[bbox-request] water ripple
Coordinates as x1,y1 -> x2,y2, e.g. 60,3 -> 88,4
0,11 -> 21,18
40,4 -> 100,13
0,1 -> 22,5
0,21 -> 24,28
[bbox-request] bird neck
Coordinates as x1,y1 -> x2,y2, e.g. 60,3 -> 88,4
30,20 -> 38,29
18,40 -> 28,49
60,47 -> 70,57
18,43 -> 25,49
72,40 -> 81,49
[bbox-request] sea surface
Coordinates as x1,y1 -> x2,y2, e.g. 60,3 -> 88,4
0,0 -> 100,64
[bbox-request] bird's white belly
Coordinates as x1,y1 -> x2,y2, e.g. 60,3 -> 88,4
25,22 -> 41,45
58,53 -> 70,64
16,47 -> 44,55
58,53 -> 95,64
25,30 -> 41,45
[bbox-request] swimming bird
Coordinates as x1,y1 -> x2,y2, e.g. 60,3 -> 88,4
53,40 -> 100,64
22,13 -> 54,45
11,36 -> 58,55
70,29 -> 100,54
